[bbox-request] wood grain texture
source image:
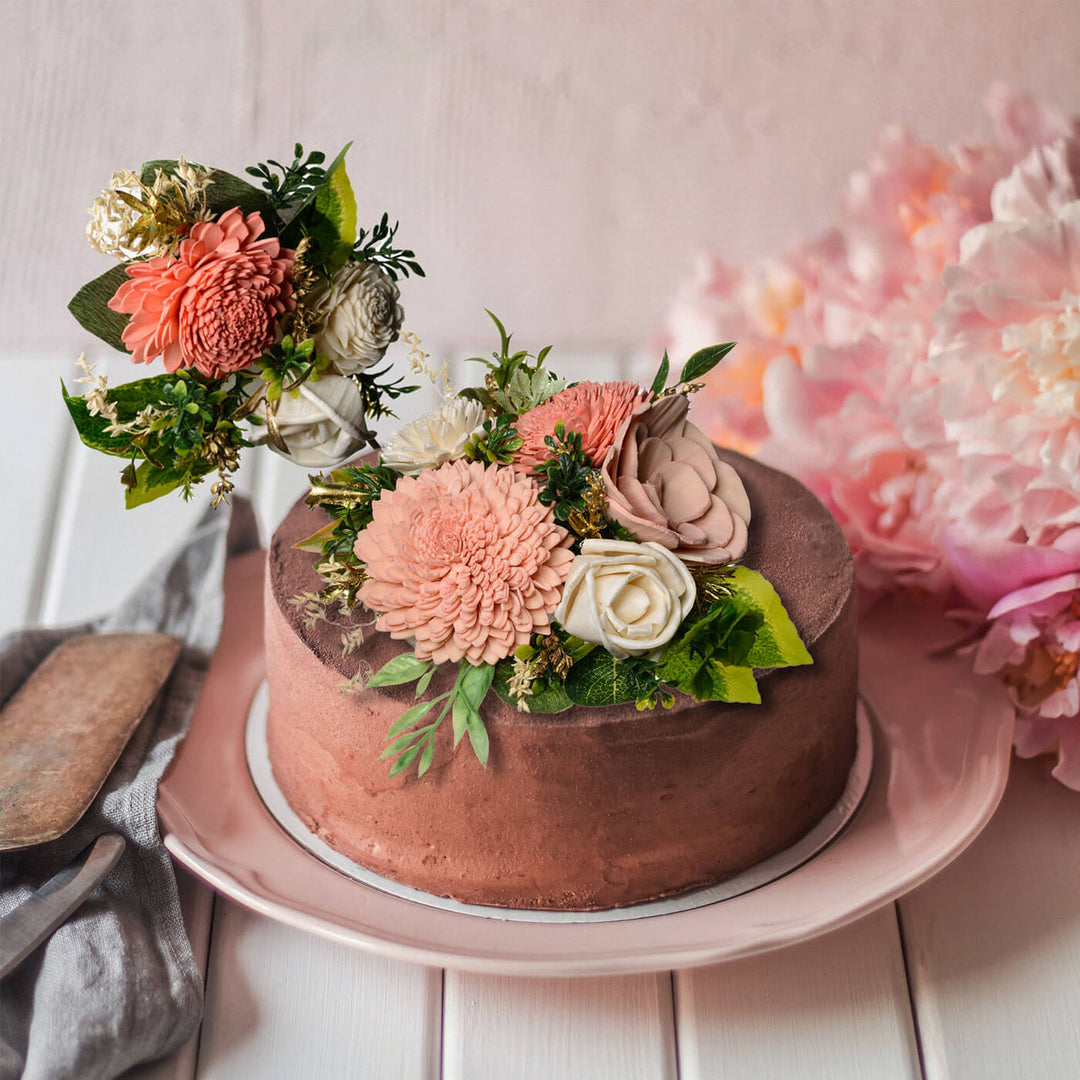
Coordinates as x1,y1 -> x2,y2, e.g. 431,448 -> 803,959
675,908 -> 921,1080
898,755 -> 1080,1080
443,970 -> 678,1080
196,898 -> 442,1080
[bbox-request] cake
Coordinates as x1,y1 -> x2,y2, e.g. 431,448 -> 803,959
264,446 -> 857,911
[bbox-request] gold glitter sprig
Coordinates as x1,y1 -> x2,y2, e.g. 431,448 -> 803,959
688,562 -> 736,608
565,470 -> 608,539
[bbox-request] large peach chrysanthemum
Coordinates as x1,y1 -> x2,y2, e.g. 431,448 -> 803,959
355,460 -> 574,665
512,381 -> 648,473
108,207 -> 294,377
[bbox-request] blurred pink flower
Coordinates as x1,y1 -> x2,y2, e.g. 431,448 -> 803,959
512,381 -> 648,473
109,207 -> 294,377
355,460 -> 573,666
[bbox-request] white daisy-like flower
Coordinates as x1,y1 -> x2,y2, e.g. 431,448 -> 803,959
380,398 -> 487,475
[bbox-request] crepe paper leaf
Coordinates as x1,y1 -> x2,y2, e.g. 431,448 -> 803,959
418,735 -> 436,777
124,459 -> 212,509
563,651 -> 658,708
303,155 -> 358,273
367,652 -> 432,688
725,566 -> 813,669
280,141 -> 354,246
415,666 -> 435,698
140,160 -> 273,221
679,342 -> 736,385
464,707 -> 489,767
68,264 -> 132,353
706,663 -> 761,704
491,659 -> 574,714
387,743 -> 422,778
649,350 -> 670,398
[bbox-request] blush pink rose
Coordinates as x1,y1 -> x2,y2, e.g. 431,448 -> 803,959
108,207 -> 294,378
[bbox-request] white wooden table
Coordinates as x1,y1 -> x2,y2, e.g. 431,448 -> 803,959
6,354 -> 1080,1080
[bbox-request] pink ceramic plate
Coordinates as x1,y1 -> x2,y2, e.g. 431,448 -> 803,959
158,552 -> 1016,976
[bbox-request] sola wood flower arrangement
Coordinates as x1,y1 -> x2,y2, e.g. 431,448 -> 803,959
65,143 -> 420,507
664,85 -> 1080,790
298,318 -> 812,777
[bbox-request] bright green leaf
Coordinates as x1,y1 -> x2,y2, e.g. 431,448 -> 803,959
367,652 -> 432,688
708,663 -> 761,704
124,460 -> 212,509
725,566 -> 813,668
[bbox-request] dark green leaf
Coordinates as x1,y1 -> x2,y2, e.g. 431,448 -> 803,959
679,342 -> 736,385
650,351 -> 670,397
491,659 -> 573,713
68,264 -> 132,353
563,651 -> 658,708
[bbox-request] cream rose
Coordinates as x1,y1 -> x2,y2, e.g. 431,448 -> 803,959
554,539 -> 696,659
314,262 -> 403,374
255,375 -> 370,467
380,398 -> 487,475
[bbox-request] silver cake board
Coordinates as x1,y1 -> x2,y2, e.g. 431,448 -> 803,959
245,684 -> 873,924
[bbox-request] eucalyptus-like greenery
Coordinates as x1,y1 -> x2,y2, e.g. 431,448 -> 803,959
353,365 -> 421,421
256,335 -> 329,401
246,144 -> 329,213
352,213 -> 425,281
648,342 -> 737,398
533,421 -> 593,522
464,414 -> 524,466
366,652 -> 494,777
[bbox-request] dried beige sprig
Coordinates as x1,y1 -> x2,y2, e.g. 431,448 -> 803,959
401,330 -> 454,396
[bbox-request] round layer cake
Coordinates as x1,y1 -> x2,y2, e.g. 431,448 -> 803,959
264,448 -> 858,911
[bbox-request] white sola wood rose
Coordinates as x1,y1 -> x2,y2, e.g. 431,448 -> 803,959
314,262 -> 404,374
256,375 -> 369,467
555,539 -> 696,660
380,398 -> 487,474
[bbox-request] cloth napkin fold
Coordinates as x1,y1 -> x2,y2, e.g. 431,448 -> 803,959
0,498 -> 261,1080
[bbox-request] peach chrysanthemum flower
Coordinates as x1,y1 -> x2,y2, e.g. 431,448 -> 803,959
108,207 -> 294,378
355,460 -> 574,666
512,381 -> 648,473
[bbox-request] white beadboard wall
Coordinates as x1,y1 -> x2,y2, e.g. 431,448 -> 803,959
3,0 -> 1080,362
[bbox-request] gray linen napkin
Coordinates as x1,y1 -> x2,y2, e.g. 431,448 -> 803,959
0,497 -> 260,1080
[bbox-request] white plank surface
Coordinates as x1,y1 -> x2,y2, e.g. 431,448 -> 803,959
898,755 -> 1080,1080
442,971 -> 678,1080
196,899 -> 442,1080
675,908 -> 921,1080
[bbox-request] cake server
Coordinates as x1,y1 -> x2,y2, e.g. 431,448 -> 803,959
0,632 -> 182,850
0,833 -> 125,978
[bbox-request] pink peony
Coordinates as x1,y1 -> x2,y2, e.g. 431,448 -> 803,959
512,381 -> 648,473
108,207 -> 294,377
354,460 -> 574,666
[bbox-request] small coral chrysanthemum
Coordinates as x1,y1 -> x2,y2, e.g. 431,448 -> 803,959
354,459 -> 574,666
512,381 -> 649,473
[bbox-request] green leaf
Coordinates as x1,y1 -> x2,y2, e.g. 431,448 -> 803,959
563,651 -> 658,708
62,381 -> 131,457
367,652 -> 432,688
650,351 -> 670,397
380,724 -> 428,758
725,566 -> 812,668
68,264 -> 132,353
679,342 -> 736,385
415,666 -> 435,698
280,141 -> 353,246
458,662 -> 496,710
388,743 -> 422,777
306,155 -> 357,271
124,460 -> 211,509
464,708 -> 489,766
451,693 -> 470,748
491,659 -> 573,714
417,736 -> 436,777
484,309 -> 512,357
707,663 -> 761,704
384,698 -> 438,740
140,160 -> 273,220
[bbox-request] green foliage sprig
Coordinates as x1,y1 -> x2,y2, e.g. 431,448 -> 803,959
256,335 -> 330,402
366,653 -> 494,776
459,311 -> 566,415
352,213 -> 425,281
533,421 -> 593,522
649,342 -> 737,398
463,414 -> 523,465
353,365 -> 421,421
246,144 -> 328,213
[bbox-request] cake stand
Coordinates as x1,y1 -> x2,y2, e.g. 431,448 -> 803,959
157,550 -> 1016,976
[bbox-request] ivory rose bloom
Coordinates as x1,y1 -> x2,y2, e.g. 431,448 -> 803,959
554,539 -> 695,659
380,398 -> 486,475
108,207 -> 294,377
314,262 -> 403,374
602,395 -> 751,563
255,375 -> 369,467
355,460 -> 573,665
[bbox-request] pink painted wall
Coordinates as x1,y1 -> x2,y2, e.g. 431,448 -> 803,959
3,0 -> 1079,355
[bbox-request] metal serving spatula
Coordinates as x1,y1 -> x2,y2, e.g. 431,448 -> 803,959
0,632 -> 182,850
